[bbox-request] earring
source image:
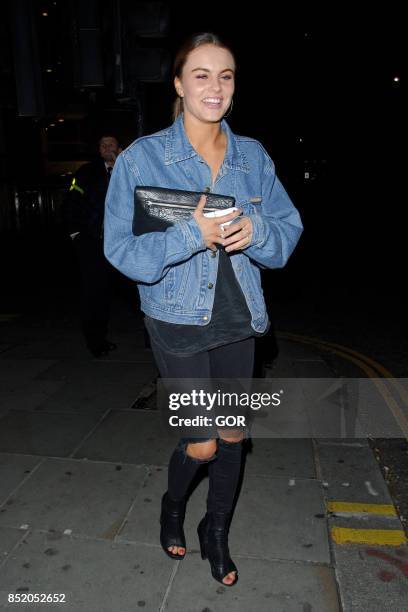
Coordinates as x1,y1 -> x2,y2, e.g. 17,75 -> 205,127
223,98 -> 234,118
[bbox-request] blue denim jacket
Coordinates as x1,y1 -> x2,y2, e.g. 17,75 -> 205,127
103,114 -> 303,332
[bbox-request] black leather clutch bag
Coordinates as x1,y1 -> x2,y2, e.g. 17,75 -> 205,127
132,186 -> 236,236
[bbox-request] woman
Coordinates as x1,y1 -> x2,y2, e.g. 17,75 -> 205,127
104,32 -> 303,586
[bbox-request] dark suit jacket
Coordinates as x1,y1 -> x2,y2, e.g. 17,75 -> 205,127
63,159 -> 111,240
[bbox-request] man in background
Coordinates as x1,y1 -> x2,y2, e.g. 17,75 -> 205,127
63,135 -> 122,357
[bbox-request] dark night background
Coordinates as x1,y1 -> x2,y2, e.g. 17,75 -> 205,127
0,0 -> 405,376
0,0 -> 408,592
1,2 -> 408,590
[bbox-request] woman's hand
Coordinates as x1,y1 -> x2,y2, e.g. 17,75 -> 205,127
221,216 -> 253,252
193,195 -> 242,251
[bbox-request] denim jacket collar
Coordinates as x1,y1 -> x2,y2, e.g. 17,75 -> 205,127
164,113 -> 249,173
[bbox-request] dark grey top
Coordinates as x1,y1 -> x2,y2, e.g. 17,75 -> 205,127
144,247 -> 269,356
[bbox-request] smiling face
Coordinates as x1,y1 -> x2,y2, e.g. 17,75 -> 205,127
174,44 -> 235,124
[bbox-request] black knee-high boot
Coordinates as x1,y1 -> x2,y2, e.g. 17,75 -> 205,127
161,440 -> 217,559
198,438 -> 243,585
168,441 -> 216,501
207,438 -> 243,515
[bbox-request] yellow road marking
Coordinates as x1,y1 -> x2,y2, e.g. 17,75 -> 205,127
278,331 -> 408,408
327,341 -> 408,407
327,501 -> 397,516
331,527 -> 407,545
276,332 -> 408,440
276,333 -> 408,546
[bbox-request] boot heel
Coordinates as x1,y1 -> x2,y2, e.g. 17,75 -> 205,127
200,512 -> 238,587
197,516 -> 208,560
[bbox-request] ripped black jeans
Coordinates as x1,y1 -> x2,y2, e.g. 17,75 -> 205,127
149,335 -> 254,515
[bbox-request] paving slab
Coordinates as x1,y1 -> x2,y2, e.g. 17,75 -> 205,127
0,336 -> 88,361
315,440 -> 392,504
248,380 -> 313,438
250,374 -> 350,438
0,458 -> 146,539
73,410 -> 178,465
0,453 -> 43,504
35,358 -> 156,386
0,381 -> 65,412
0,530 -> 172,612
0,329 -> 148,361
116,466 -> 168,545
34,382 -> 143,414
244,376 -> 359,441
302,377 -> 404,439
164,553 -> 340,612
96,329 -> 153,359
2,307 -> 402,611
0,527 -> 27,562
277,338 -> 326,360
218,473 -> 331,564
293,359 -> 337,378
266,339 -> 332,380
296,377 -> 366,439
317,439 -> 367,447
120,466 -> 331,564
265,348 -> 298,378
0,411 -> 103,457
243,438 -> 316,479
0,360 -> 57,391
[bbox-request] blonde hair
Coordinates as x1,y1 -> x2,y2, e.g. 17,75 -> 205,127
172,32 -> 236,122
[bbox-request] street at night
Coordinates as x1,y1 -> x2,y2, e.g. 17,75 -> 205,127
0,2 -> 406,610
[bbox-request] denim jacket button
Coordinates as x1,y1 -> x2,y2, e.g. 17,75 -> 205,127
210,251 -> 217,258
207,282 -> 213,289
203,315 -> 208,321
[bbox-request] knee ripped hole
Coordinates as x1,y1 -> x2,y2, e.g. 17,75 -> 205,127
177,438 -> 243,463
182,440 -> 217,463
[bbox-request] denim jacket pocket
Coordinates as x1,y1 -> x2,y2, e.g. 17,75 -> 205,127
236,196 -> 262,216
162,257 -> 195,310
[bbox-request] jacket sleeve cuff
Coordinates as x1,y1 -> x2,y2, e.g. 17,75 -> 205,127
248,213 -> 266,247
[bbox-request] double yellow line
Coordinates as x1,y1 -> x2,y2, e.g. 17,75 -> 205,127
276,332 -> 408,440
276,332 -> 408,546
328,502 -> 407,545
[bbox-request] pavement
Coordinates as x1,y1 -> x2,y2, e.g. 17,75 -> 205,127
0,296 -> 408,612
